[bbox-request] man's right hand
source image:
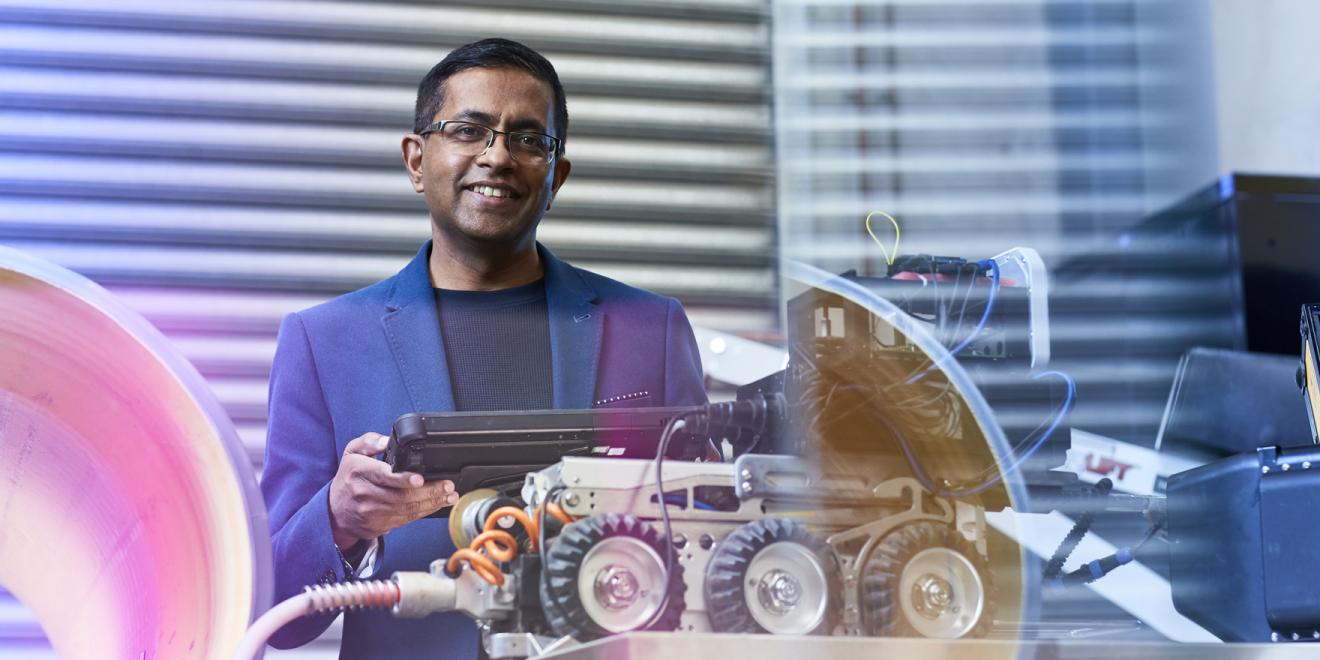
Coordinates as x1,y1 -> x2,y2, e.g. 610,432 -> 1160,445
328,432 -> 459,551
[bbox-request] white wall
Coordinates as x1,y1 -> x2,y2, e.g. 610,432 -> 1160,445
1212,0 -> 1320,176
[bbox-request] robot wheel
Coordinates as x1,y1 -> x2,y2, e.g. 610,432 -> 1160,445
704,518 -> 839,635
540,513 -> 686,640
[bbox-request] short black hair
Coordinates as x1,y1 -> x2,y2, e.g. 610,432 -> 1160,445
413,38 -> 568,151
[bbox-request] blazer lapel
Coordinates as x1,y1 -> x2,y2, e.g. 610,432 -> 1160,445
381,241 -> 455,413
541,244 -> 602,409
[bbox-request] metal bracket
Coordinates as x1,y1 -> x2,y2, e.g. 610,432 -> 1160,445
823,477 -> 953,635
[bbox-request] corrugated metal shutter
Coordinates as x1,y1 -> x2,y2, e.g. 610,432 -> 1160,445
0,1 -> 773,655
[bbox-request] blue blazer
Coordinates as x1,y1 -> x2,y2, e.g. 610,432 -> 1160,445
260,241 -> 707,658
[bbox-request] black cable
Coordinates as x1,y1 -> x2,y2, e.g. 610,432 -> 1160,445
537,483 -> 566,622
865,369 -> 1076,499
930,254 -> 944,340
1053,520 -> 1161,590
647,410 -> 700,627
1044,478 -> 1113,580
1130,520 -> 1163,554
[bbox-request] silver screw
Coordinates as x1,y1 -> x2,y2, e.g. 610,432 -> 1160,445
1312,631 -> 1318,639
1305,462 -> 1313,470
1271,632 -> 1280,642
1262,466 -> 1271,474
1292,632 -> 1300,641
741,469 -> 752,479
1283,464 -> 1292,472
563,492 -> 581,507
741,481 -> 752,492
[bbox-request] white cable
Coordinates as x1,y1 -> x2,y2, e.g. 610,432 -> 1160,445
233,580 -> 401,660
232,592 -> 313,660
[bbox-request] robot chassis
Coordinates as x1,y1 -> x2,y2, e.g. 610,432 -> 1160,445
392,451 -> 995,659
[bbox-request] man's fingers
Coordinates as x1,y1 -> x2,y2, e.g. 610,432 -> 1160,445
358,463 -> 422,490
397,481 -> 459,512
344,432 -> 389,457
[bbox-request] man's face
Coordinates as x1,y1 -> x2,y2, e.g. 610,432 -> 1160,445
403,67 -> 571,250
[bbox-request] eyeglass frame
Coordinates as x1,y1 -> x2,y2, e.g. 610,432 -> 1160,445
417,120 -> 563,165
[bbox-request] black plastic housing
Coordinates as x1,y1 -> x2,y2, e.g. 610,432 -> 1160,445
1166,444 -> 1320,642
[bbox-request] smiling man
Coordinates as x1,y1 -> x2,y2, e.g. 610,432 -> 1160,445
259,38 -> 707,658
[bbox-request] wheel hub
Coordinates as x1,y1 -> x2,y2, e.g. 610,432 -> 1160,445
578,536 -> 667,633
897,547 -> 984,638
756,569 -> 803,615
595,565 -> 641,610
911,574 -> 955,619
742,541 -> 830,634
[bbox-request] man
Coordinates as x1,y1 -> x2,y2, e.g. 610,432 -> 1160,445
260,38 -> 707,658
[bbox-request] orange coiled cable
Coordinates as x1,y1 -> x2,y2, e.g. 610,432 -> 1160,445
445,501 -> 575,587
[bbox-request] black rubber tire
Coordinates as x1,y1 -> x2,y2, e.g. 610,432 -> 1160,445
540,513 -> 686,641
860,521 -> 995,639
704,518 -> 840,634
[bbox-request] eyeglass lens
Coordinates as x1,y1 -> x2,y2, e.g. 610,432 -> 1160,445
437,122 -> 556,163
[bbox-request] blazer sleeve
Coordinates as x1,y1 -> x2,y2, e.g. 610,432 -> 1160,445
260,312 -> 346,648
662,297 -> 709,407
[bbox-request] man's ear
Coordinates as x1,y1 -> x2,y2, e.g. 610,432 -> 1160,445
546,156 -> 572,211
401,134 -> 425,193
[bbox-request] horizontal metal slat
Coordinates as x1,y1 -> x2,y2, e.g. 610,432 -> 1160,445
783,194 -> 1147,217
421,0 -> 766,22
779,27 -> 1155,50
782,69 -> 1151,90
108,286 -> 325,334
788,154 -> 1147,177
806,45 -> 1141,68
803,87 -> 1145,109
782,0 -> 1135,6
791,109 -> 1159,132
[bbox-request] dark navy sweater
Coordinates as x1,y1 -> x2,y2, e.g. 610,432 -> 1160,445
434,279 -> 553,412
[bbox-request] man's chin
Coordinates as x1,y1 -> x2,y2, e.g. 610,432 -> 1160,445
432,220 -> 537,251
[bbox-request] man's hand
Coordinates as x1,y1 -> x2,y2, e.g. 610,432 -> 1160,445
328,432 -> 459,551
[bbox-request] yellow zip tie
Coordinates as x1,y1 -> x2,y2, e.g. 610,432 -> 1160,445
865,211 -> 901,266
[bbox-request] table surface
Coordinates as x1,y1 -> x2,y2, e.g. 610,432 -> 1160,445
543,632 -> 1317,660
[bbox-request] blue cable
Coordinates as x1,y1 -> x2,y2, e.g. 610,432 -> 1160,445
906,258 -> 1000,385
947,258 -> 999,358
881,369 -> 1076,499
657,493 -> 718,511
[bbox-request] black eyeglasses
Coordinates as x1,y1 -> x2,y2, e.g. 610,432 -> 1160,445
418,120 -> 562,165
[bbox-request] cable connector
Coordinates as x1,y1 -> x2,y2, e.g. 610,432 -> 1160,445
690,393 -> 786,456
392,571 -> 457,618
705,393 -> 785,435
1050,546 -> 1135,591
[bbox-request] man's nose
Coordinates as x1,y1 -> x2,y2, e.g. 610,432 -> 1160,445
476,133 -> 516,168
